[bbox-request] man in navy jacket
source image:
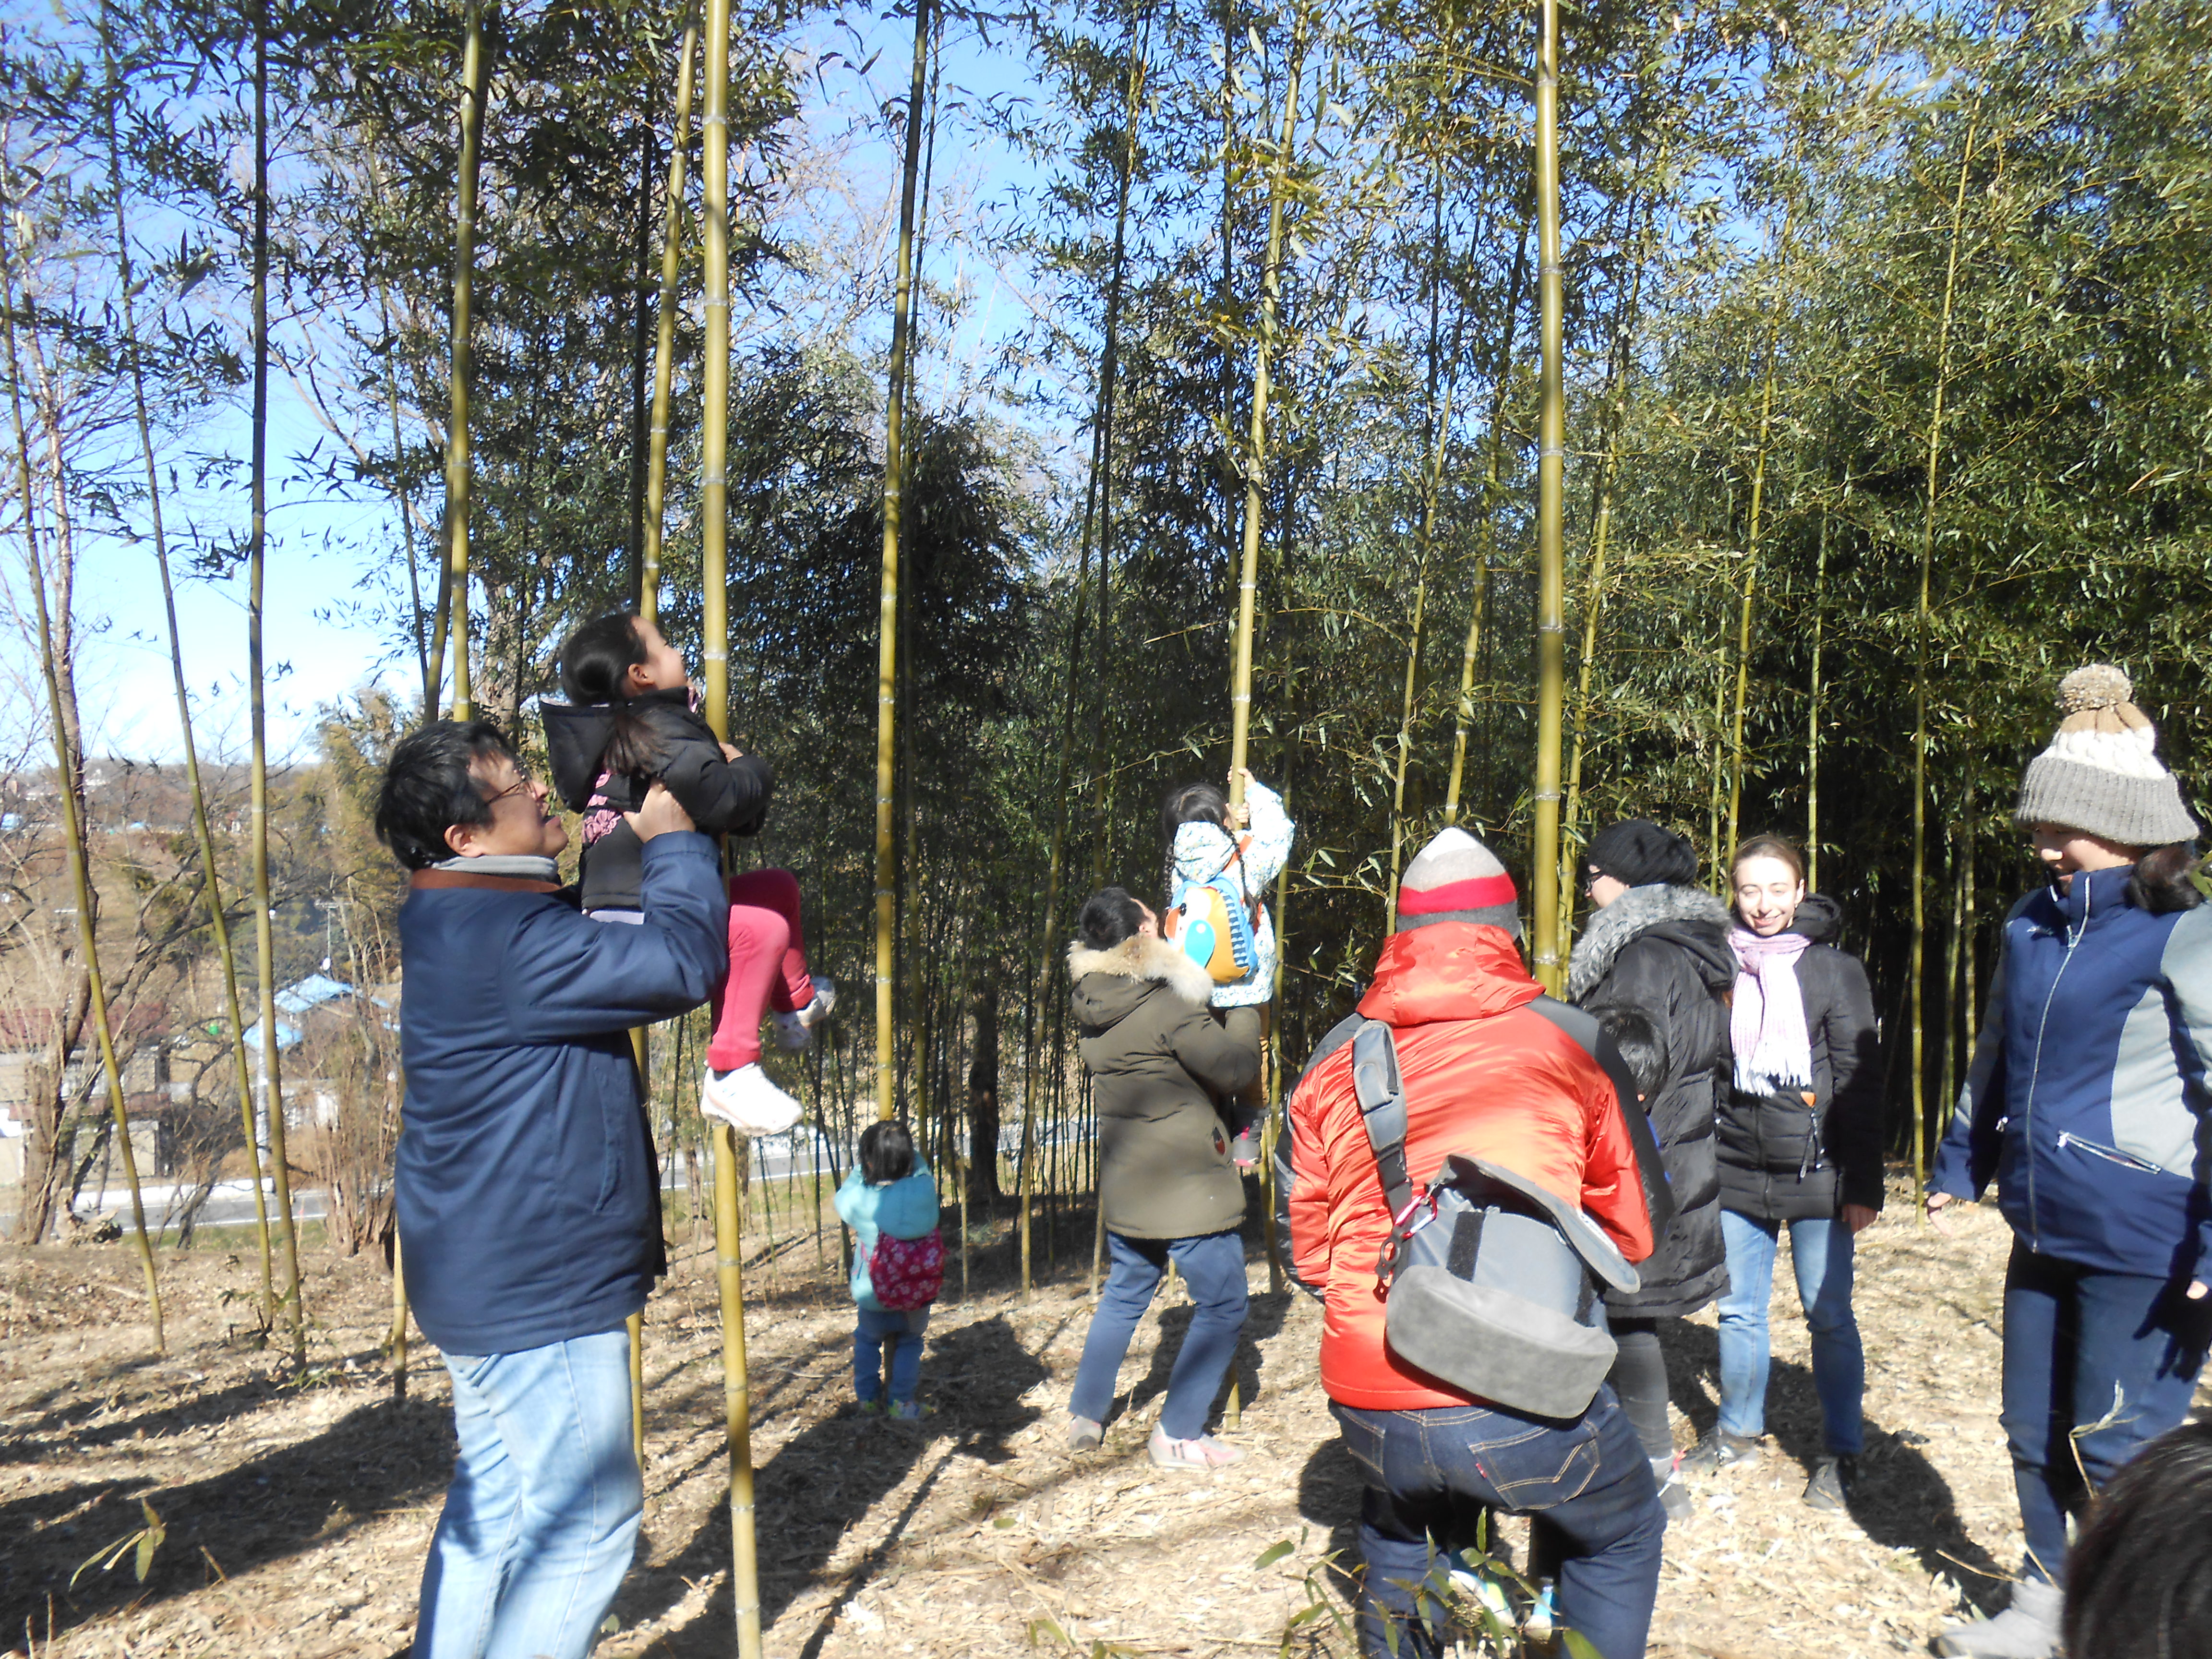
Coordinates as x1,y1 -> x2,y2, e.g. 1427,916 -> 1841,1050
375,720 -> 726,1659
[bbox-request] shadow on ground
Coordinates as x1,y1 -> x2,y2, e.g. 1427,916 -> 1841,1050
0,1393 -> 454,1644
1660,1316 -> 2007,1596
627,1313 -> 1047,1658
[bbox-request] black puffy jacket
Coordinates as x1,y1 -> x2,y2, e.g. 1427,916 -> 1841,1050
1716,894 -> 1885,1220
542,687 -> 774,912
1567,882 -> 1733,1318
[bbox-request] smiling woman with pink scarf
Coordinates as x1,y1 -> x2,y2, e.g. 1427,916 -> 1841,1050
1677,833 -> 1884,1516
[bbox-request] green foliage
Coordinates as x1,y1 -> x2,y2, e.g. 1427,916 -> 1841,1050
69,1498 -> 165,1589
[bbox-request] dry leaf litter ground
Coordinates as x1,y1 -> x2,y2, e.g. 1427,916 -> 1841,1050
5,1176 -> 2201,1659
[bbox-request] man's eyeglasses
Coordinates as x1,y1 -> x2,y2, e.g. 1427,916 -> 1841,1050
481,773 -> 540,808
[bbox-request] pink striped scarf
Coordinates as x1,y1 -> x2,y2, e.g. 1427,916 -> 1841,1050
1729,925 -> 1813,1094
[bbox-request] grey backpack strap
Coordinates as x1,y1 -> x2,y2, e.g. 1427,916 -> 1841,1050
1350,1021 -> 1416,1222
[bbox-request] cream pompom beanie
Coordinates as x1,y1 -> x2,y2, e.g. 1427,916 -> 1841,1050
2013,665 -> 2199,847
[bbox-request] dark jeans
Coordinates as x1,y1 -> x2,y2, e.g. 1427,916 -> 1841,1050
1333,1389 -> 1665,1659
1069,1229 -> 1248,1440
2001,1241 -> 2211,1583
1605,1317 -> 1673,1467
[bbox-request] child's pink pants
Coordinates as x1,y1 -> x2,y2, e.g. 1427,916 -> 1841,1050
706,867 -> 817,1071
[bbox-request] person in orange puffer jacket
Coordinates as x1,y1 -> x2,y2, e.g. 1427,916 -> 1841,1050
1284,826 -> 1665,1659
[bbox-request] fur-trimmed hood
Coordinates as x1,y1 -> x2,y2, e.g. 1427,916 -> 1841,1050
1567,881 -> 1734,1001
1786,891 -> 1844,946
1068,933 -> 1216,1029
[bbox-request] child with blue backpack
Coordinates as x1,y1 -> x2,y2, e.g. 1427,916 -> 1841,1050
1160,767 -> 1295,1166
834,1119 -> 943,1420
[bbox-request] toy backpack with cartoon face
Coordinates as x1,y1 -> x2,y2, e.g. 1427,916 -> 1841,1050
1165,836 -> 1261,984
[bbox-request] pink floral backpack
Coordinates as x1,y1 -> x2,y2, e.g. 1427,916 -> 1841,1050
869,1229 -> 945,1311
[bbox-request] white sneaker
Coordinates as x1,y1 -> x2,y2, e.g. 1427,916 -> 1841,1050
1934,1578 -> 2062,1658
700,1062 -> 802,1136
772,976 -> 837,1050
1147,1424 -> 1243,1469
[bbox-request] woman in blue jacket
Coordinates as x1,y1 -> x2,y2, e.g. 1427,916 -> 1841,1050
1927,666 -> 2212,1659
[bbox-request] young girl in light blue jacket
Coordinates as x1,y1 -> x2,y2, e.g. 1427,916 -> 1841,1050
833,1119 -> 941,1419
1161,767 -> 1295,1166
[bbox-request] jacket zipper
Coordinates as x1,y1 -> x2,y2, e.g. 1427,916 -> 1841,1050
2054,1131 -> 2164,1176
2020,881 -> 2090,1253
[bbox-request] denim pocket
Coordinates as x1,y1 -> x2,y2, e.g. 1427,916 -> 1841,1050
1467,1417 -> 1600,1505
1333,1404 -> 1387,1484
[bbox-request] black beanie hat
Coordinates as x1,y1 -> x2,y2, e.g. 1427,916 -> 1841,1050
1585,819 -> 1697,889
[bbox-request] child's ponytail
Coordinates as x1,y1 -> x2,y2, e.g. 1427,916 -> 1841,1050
601,705 -> 671,779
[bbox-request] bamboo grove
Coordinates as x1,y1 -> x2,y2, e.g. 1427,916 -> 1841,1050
4,0 -> 2212,1626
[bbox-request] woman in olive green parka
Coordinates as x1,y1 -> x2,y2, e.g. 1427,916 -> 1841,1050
1065,887 -> 1260,1468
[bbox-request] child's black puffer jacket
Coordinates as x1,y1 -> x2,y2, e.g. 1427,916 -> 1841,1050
543,686 -> 773,912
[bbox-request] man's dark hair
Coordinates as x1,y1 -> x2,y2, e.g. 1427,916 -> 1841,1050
1597,1005 -> 1668,1101
2065,1417 -> 2212,1656
559,611 -> 649,705
375,720 -> 517,871
1078,887 -> 1148,951
858,1118 -> 915,1186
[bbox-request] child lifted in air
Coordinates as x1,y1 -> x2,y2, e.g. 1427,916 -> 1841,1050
544,612 -> 833,1135
1160,766 -> 1294,1167
834,1118 -> 942,1421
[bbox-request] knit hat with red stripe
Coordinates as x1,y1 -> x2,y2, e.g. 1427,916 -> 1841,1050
1397,826 -> 1522,938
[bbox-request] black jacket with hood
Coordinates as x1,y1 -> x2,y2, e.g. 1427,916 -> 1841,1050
1567,881 -> 1733,1318
543,686 -> 774,912
1069,934 -> 1262,1241
1716,894 -> 1885,1220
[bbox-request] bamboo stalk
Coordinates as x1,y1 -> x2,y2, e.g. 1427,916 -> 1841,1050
249,5 -> 305,1361
1559,172 -> 1663,955
1227,13 -> 1307,803
619,4 -> 696,1471
874,0 -> 930,1125
98,21 -> 274,1322
375,285 -> 437,713
1805,513 -> 1828,889
1942,827 -> 1965,1116
387,1227 -> 409,1397
1383,168 -> 1463,934
1912,109 -> 1980,1210
1528,0 -> 1567,994
701,0 -> 761,1644
639,4 -> 698,628
1021,8 -> 1146,1302
1722,204 -> 1795,857
1964,836 -> 1982,1044
439,0 -> 488,719
1,206 -> 160,1345
1442,225 -> 1529,828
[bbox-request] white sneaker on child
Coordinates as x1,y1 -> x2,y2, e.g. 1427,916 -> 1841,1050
772,976 -> 838,1051
700,1062 -> 803,1136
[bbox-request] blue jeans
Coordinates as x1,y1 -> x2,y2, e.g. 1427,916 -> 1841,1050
2000,1241 -> 2211,1583
1333,1391 -> 1665,1659
1069,1229 -> 1248,1440
855,1306 -> 930,1405
414,1326 -> 642,1659
1716,1209 -> 1865,1456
